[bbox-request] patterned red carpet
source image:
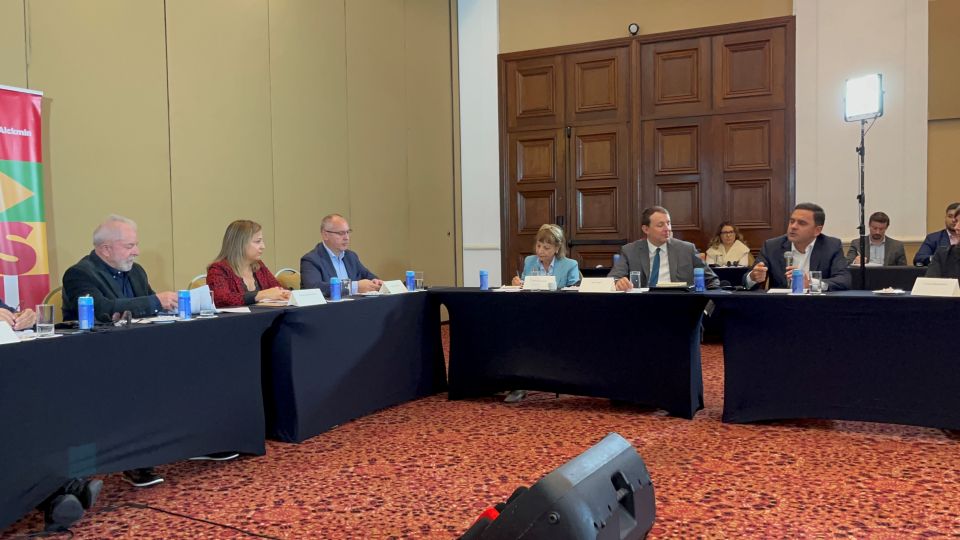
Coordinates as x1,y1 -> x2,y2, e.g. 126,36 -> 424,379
4,332 -> 960,539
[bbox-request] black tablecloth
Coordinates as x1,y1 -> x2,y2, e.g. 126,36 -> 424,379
849,266 -> 926,290
432,288 -> 708,418
713,291 -> 960,429
264,292 -> 446,443
0,311 -> 278,530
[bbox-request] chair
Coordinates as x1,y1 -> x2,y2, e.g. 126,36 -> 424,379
275,268 -> 300,290
42,287 -> 64,324
187,274 -> 207,290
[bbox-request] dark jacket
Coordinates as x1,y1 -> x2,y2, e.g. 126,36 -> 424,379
62,251 -> 161,322
914,229 -> 954,266
0,298 -> 11,312
925,245 -> 960,281
299,243 -> 378,296
746,234 -> 851,291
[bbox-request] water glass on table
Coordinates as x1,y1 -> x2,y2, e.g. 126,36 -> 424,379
199,290 -> 217,318
35,304 -> 55,337
809,271 -> 824,294
341,278 -> 352,297
629,271 -> 642,289
415,271 -> 424,290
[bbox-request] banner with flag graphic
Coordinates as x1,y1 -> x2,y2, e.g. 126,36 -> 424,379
0,84 -> 48,311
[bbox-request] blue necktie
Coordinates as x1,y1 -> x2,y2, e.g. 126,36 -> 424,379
648,247 -> 661,287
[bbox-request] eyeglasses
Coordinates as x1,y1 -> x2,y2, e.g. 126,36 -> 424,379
720,230 -> 736,235
324,229 -> 352,237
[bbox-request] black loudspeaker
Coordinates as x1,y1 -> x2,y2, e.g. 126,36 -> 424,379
461,432 -> 655,540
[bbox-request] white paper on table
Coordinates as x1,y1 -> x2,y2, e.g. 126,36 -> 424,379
189,285 -> 216,314
911,277 -> 960,297
522,275 -> 557,291
133,315 -> 181,324
626,288 -> 648,293
578,278 -> 615,293
217,307 -> 252,313
0,322 -> 19,345
379,280 -> 409,294
492,286 -> 523,292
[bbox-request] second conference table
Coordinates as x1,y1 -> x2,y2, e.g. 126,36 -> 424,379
431,288 -> 709,418
712,290 -> 960,429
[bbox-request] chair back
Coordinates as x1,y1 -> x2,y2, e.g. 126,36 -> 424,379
275,268 -> 300,290
187,274 -> 207,290
42,287 -> 64,324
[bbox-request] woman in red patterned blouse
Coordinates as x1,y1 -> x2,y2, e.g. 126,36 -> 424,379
206,220 -> 291,307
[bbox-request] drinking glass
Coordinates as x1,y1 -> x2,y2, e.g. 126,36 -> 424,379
415,271 -> 424,290
341,279 -> 352,297
629,271 -> 642,289
35,304 -> 55,337
199,290 -> 217,318
809,271 -> 824,294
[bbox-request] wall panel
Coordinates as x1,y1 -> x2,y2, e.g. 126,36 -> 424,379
0,0 -> 26,87
268,0 -> 349,269
405,0 -> 456,287
27,0 -> 171,288
345,0 -> 409,281
166,0 -> 274,288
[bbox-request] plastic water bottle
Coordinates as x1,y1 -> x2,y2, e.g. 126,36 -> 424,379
178,290 -> 191,320
479,270 -> 489,291
330,277 -> 341,301
78,295 -> 94,330
791,269 -> 804,294
693,267 -> 706,292
405,270 -> 416,292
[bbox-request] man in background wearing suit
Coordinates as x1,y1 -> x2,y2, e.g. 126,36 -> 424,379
745,202 -> 851,291
300,214 -> 383,295
914,202 -> 960,266
609,206 -> 718,290
845,211 -> 907,266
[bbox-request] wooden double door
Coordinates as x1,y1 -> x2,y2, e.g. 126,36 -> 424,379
501,45 -> 633,274
500,18 -> 794,277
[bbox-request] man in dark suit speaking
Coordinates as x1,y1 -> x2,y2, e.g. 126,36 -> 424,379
745,202 -> 851,291
609,205 -> 718,290
300,214 -> 382,295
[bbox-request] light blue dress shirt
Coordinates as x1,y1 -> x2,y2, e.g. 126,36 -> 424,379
520,255 -> 580,287
322,243 -> 349,280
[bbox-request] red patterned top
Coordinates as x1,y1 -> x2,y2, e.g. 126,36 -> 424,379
206,259 -> 282,307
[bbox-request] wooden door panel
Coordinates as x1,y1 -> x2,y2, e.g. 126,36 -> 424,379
641,37 -> 711,118
714,110 -> 787,252
642,117 -> 711,249
713,27 -> 785,112
569,124 -> 630,242
566,46 -> 629,125
505,55 -> 564,130
504,129 -> 566,278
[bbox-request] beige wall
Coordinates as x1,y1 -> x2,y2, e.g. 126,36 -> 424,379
498,0 -> 793,53
927,0 -> 959,232
0,0 -> 456,292
0,0 -> 26,87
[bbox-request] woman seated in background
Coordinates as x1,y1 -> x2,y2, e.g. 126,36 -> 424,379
704,222 -> 751,266
505,224 -> 579,404
206,220 -> 291,307
510,223 -> 581,288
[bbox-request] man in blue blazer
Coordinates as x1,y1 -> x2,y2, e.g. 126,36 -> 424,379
913,202 -> 959,266
745,202 -> 851,291
300,214 -> 382,295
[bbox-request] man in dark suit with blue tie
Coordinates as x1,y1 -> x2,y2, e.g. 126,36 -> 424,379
300,214 -> 382,295
745,202 -> 851,291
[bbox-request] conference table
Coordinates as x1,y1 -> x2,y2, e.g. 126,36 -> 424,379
0,310 -> 278,531
848,265 -> 927,290
431,288 -> 709,418
264,292 -> 446,443
712,290 -> 960,429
